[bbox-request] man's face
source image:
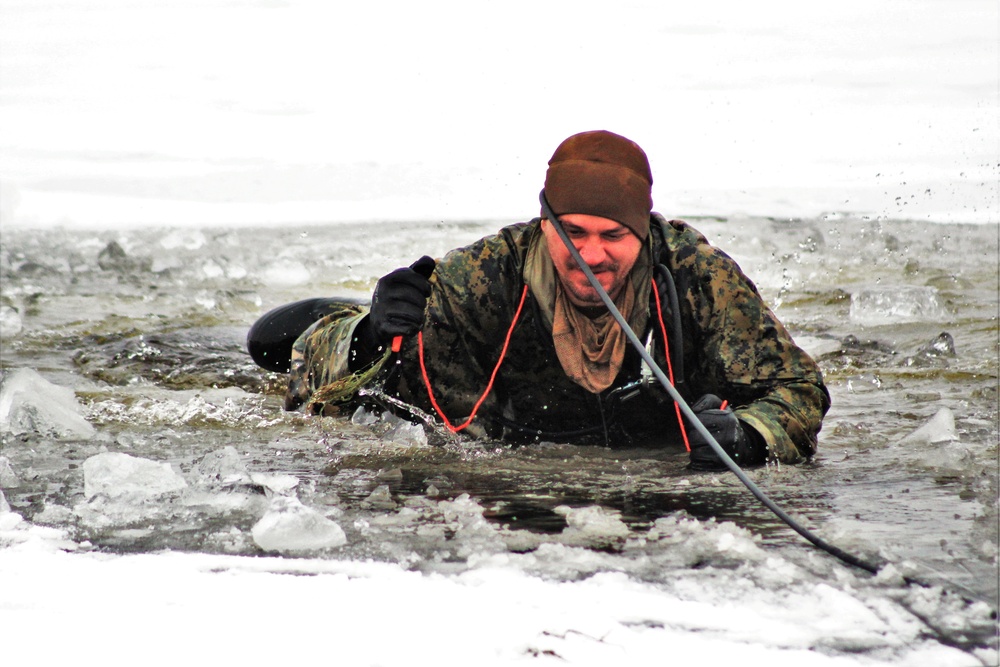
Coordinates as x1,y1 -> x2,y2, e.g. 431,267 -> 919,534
541,214 -> 643,308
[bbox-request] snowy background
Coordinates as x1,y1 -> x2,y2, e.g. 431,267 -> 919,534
0,0 -> 997,229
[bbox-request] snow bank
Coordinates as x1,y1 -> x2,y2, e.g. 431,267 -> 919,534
0,500 -> 991,667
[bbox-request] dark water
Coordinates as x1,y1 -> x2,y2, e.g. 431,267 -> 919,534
1,216 -> 997,652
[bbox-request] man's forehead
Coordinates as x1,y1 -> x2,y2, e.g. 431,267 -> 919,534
557,213 -> 629,232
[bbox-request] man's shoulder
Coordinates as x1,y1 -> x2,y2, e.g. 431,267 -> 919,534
651,213 -> 726,267
651,214 -> 711,250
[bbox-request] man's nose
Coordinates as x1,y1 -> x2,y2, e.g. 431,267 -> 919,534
577,237 -> 606,265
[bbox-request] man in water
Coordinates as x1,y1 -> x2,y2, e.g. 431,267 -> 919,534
249,130 -> 829,468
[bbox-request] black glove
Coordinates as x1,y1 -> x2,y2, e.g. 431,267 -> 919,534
352,256 -> 436,368
687,394 -> 767,470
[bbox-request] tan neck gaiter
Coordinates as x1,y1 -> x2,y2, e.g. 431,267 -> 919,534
524,226 -> 652,394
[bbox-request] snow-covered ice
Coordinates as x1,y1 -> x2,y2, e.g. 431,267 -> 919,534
0,507 -> 994,666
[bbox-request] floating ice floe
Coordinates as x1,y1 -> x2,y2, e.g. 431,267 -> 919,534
849,286 -> 947,325
386,419 -> 428,447
0,368 -> 96,439
83,452 -> 188,500
0,305 -> 22,338
190,446 -> 252,487
0,456 -> 19,489
899,407 -> 976,475
249,472 -> 299,497
351,405 -> 379,426
555,505 -> 630,550
436,493 -> 506,557
362,484 -> 397,510
158,229 -> 206,251
901,407 -> 959,445
251,496 -> 346,553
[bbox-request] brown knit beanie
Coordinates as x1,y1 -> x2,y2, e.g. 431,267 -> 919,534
543,130 -> 653,240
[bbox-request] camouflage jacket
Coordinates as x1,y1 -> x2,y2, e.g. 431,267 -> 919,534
286,215 -> 830,462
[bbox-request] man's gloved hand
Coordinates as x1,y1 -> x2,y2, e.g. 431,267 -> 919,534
360,255 -> 437,349
687,394 -> 767,470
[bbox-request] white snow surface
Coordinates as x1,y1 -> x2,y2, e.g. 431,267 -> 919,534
1,0 -> 996,228
0,512 -> 988,667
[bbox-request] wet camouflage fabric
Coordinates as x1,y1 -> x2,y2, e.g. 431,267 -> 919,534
285,215 -> 830,462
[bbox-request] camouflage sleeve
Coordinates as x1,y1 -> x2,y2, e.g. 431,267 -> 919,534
669,223 -> 830,462
284,302 -> 383,412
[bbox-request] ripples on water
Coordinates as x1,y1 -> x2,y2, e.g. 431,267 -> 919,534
1,216 -> 997,651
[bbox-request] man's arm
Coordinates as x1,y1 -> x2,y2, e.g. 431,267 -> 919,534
668,224 -> 830,463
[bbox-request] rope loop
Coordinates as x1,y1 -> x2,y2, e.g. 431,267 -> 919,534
419,285 -> 529,433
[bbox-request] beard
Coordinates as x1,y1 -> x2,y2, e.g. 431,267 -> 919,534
557,262 -> 626,309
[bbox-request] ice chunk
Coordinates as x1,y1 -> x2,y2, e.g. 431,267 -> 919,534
351,405 -> 379,426
0,456 -> 19,488
0,487 -> 9,514
386,418 -> 428,447
249,472 -> 299,496
917,331 -> 956,357
97,240 -> 147,272
555,505 -> 630,549
902,408 -> 973,475
191,446 -> 252,487
0,305 -> 22,338
159,229 -> 206,251
436,494 -> 506,556
83,452 -> 188,500
901,407 -> 958,445
362,484 -> 397,510
251,496 -> 346,553
846,373 -> 882,393
0,368 -> 96,439
849,286 -> 946,325
645,512 -> 766,566
32,503 -> 76,526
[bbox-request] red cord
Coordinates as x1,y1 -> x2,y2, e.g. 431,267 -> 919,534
419,285 -> 529,433
651,279 -> 692,451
